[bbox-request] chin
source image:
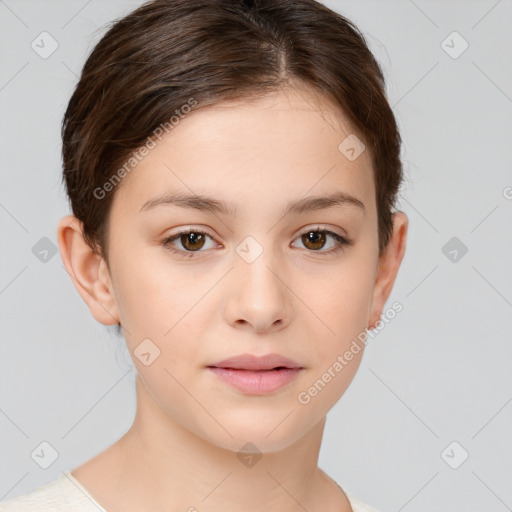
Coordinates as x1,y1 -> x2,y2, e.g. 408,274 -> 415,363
193,415 -> 314,456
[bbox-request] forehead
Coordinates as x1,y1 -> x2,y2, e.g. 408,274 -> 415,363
111,85 -> 374,217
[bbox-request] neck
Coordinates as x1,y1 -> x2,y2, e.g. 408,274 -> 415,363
74,374 -> 351,512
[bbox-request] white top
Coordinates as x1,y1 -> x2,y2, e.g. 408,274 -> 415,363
0,471 -> 381,512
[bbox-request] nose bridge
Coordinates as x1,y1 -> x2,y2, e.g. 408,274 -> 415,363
225,232 -> 291,331
235,232 -> 285,294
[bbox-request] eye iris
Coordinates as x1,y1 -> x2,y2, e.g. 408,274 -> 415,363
182,232 -> 206,251
302,231 -> 326,250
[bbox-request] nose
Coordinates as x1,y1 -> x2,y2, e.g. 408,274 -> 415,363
223,243 -> 292,334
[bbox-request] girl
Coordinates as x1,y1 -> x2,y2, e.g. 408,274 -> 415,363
1,0 -> 407,510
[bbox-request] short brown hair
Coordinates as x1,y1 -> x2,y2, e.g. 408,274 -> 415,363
61,0 -> 403,305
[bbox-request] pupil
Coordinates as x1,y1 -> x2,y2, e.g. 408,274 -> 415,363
183,232 -> 204,250
303,231 -> 325,250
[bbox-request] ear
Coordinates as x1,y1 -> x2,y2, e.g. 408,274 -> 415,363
56,215 -> 120,326
368,211 -> 408,329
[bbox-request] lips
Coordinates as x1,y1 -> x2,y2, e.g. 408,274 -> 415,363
207,353 -> 304,394
208,353 -> 302,371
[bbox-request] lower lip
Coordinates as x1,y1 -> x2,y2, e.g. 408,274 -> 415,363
207,367 -> 303,394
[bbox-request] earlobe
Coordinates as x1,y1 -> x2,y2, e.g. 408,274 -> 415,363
368,212 -> 408,330
56,215 -> 120,326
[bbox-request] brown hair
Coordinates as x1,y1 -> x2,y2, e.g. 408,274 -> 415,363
61,0 -> 403,332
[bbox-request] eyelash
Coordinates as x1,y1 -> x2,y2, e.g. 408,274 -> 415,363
161,226 -> 353,259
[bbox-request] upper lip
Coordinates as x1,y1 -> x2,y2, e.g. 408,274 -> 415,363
208,353 -> 302,371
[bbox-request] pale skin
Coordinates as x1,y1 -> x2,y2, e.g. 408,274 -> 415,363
57,84 -> 408,512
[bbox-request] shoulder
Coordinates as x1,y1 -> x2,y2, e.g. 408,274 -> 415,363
0,472 -> 106,512
344,490 -> 383,512
330,474 -> 383,512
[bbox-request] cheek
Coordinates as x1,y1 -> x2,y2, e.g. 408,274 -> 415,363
296,277 -> 371,413
111,254 -> 208,374
300,256 -> 375,352
111,248 -> 192,333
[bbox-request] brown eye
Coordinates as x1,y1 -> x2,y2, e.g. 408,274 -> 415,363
301,231 -> 327,250
292,228 -> 351,254
179,232 -> 206,251
162,229 -> 217,257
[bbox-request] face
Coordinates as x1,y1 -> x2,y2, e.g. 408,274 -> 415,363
61,85 -> 407,454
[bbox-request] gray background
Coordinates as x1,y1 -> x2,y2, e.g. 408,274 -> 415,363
1,0 -> 511,510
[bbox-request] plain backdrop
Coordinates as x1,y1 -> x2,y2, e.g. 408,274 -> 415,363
1,1 -> 511,510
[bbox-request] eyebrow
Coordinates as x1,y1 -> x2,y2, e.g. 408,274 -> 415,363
139,191 -> 365,216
